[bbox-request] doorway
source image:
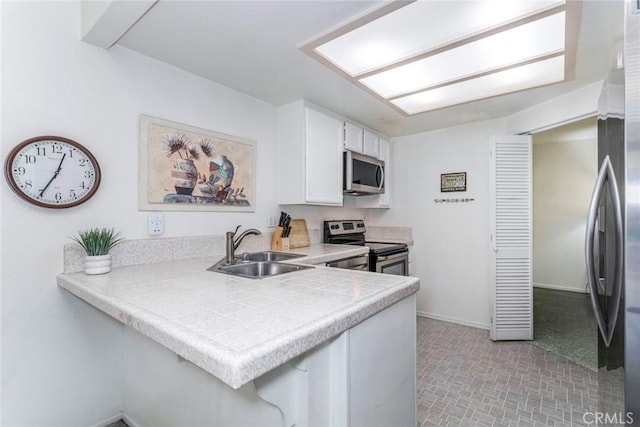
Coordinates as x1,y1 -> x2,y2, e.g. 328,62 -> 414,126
530,116 -> 599,371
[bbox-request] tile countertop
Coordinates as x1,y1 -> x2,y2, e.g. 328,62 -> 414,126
57,244 -> 419,390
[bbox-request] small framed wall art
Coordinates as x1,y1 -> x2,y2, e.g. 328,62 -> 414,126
139,115 -> 256,212
440,172 -> 467,192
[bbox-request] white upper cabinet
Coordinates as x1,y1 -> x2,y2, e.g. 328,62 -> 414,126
277,100 -> 343,206
344,122 -> 364,153
363,129 -> 380,158
356,138 -> 391,209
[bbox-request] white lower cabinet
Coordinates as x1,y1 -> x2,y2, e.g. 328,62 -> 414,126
256,293 -> 417,427
122,294 -> 416,426
345,293 -> 416,426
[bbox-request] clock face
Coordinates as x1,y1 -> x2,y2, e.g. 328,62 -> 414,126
4,136 -> 101,208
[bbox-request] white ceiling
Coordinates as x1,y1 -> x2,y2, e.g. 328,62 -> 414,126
117,0 -> 624,137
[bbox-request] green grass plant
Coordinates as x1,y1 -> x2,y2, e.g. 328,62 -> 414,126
72,228 -> 124,256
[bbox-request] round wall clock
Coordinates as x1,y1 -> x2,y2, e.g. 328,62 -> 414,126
4,135 -> 101,208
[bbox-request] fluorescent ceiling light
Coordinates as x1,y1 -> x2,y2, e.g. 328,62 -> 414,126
313,0 -> 565,76
302,0 -> 579,115
360,12 -> 565,99
391,55 -> 566,114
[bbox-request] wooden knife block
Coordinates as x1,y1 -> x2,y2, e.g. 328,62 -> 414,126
271,226 -> 290,251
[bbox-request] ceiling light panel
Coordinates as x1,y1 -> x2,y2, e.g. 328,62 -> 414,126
391,55 -> 566,114
360,11 -> 565,99
314,0 -> 565,76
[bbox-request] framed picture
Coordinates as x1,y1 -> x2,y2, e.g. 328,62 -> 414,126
139,115 -> 256,211
441,172 -> 467,192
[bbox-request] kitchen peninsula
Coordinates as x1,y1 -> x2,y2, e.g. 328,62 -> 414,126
57,239 -> 419,426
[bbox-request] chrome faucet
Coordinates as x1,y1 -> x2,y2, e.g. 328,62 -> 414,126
225,225 -> 261,264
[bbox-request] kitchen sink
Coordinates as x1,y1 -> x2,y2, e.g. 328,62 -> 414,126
208,251 -> 312,278
236,251 -> 305,262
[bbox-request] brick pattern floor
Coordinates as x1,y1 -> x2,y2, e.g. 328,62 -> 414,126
416,317 -> 600,426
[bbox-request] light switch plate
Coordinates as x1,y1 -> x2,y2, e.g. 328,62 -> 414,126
267,216 -> 278,228
148,213 -> 164,236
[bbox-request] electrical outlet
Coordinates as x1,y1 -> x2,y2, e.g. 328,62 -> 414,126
267,216 -> 278,228
148,213 -> 164,236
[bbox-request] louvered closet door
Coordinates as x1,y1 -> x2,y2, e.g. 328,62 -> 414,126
490,135 -> 533,341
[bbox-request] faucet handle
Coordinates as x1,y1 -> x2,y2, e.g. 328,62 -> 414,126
232,225 -> 241,236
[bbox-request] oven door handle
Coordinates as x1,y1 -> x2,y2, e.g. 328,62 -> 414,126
350,262 -> 369,270
376,252 -> 407,262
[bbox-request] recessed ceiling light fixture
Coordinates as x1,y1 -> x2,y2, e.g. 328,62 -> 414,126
301,0 -> 581,115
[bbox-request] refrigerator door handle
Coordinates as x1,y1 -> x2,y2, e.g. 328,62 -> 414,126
585,155 -> 623,347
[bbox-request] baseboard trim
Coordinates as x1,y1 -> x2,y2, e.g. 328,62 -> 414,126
89,413 -> 124,427
123,414 -> 141,427
534,282 -> 587,294
417,310 -> 490,330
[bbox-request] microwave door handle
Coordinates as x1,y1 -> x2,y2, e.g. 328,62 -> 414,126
376,163 -> 384,189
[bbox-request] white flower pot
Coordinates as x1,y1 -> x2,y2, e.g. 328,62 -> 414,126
83,254 -> 112,275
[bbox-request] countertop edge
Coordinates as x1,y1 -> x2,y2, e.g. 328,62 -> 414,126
227,276 -> 419,388
58,272 -> 419,389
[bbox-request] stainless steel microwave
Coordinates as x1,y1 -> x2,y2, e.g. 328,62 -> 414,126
343,151 -> 385,195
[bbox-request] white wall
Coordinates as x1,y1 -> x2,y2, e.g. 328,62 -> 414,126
369,119 -> 507,329
505,81 -> 602,134
532,118 -> 598,292
0,2 -> 361,425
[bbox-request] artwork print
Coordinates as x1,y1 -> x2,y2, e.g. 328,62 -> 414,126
440,172 -> 467,192
139,115 -> 256,211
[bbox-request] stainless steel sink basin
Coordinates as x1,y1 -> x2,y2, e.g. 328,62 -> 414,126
237,251 -> 305,262
216,261 -> 311,279
208,250 -> 312,278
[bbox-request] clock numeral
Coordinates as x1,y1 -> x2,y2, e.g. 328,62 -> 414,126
68,148 -> 74,158
24,155 -> 36,164
55,192 -> 62,201
52,145 -> 63,154
78,158 -> 86,167
15,166 -> 26,175
84,171 -> 92,179
69,190 -> 76,198
24,180 -> 33,189
80,181 -> 86,189
36,147 -> 46,156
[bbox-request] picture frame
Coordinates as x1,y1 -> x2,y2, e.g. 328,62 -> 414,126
139,115 -> 256,212
441,172 -> 467,192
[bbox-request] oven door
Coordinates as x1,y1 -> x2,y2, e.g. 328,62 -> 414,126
374,251 -> 409,276
326,253 -> 370,271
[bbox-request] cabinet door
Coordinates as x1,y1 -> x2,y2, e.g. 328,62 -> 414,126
356,138 -> 390,208
305,108 -> 344,205
363,129 -> 380,158
344,122 -> 363,153
348,295 -> 416,427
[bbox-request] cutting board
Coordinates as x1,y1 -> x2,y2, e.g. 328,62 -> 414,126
288,219 -> 310,249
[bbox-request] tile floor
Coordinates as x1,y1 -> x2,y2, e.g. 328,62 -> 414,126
416,317 -> 599,426
532,288 -> 597,371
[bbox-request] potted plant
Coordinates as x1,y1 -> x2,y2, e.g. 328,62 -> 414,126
71,228 -> 124,275
162,133 -> 215,196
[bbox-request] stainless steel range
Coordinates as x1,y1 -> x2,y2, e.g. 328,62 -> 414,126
323,220 -> 409,276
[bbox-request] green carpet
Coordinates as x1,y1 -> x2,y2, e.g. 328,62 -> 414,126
532,287 -> 598,371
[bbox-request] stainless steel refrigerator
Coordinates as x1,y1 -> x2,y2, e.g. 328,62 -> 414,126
585,0 -> 639,420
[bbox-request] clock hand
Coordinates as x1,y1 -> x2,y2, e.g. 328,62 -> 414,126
39,153 -> 66,197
